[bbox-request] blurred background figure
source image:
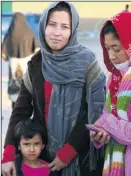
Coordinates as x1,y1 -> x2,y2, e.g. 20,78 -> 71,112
124,4 -> 130,12
2,12 -> 40,109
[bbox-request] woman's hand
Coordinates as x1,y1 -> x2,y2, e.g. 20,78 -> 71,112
48,156 -> 68,171
90,126 -> 110,145
2,161 -> 16,176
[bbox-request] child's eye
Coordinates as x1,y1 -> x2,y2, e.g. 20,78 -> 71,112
23,143 -> 30,146
34,142 -> 40,146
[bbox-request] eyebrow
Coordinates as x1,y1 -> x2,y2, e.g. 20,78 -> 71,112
22,140 -> 41,143
105,44 -> 120,47
48,20 -> 70,26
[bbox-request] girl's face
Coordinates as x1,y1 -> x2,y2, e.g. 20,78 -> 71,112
19,134 -> 44,163
45,11 -> 71,53
104,32 -> 128,64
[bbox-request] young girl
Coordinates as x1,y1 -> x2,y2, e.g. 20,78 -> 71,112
90,12 -> 131,176
14,119 -> 60,176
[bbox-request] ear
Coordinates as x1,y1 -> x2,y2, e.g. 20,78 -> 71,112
18,145 -> 21,150
42,144 -> 45,150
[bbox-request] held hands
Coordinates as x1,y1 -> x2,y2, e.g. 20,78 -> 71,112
48,156 -> 68,171
90,125 -> 110,145
2,161 -> 16,176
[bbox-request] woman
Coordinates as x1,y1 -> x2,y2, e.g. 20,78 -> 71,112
2,2 -> 106,176
90,12 -> 131,176
2,12 -> 39,109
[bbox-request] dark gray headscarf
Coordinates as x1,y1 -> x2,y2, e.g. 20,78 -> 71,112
38,1 -> 99,175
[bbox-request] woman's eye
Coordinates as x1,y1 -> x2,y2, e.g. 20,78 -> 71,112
48,23 -> 55,27
62,26 -> 68,29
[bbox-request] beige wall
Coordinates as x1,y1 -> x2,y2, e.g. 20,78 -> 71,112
13,2 -> 130,18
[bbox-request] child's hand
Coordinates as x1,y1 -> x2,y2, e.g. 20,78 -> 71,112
48,156 -> 67,171
90,127 -> 110,145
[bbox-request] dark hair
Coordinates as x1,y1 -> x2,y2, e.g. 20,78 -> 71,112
101,21 -> 119,40
13,119 -> 47,147
126,4 -> 129,10
47,1 -> 72,25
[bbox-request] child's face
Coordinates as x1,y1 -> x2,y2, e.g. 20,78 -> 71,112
19,134 -> 44,162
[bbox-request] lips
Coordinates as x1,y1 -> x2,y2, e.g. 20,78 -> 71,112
51,38 -> 61,42
28,153 -> 36,156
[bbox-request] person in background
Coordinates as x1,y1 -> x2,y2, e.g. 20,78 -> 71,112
124,4 -> 129,12
2,12 -> 40,109
90,12 -> 131,176
2,2 -> 106,176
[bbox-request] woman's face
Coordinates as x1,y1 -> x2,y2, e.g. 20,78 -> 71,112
104,32 -> 128,64
45,11 -> 71,53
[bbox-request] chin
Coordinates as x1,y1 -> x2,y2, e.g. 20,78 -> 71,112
49,44 -> 64,51
52,46 -> 62,51
113,62 -> 120,65
27,155 -> 38,160
111,61 -> 120,65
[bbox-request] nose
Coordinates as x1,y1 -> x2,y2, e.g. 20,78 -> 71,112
53,27 -> 61,36
108,49 -> 116,60
29,145 -> 35,152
